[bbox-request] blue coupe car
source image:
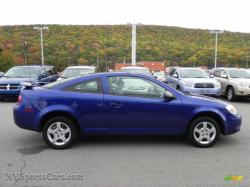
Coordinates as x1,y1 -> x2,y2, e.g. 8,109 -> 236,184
13,72 -> 241,149
0,65 -> 58,100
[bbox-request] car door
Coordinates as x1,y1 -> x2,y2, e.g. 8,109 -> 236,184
103,75 -> 184,134
216,70 -> 228,94
168,69 -> 177,88
62,78 -> 104,129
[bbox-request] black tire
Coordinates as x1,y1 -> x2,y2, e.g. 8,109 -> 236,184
42,116 -> 78,149
227,86 -> 236,101
188,117 -> 220,148
176,86 -> 181,92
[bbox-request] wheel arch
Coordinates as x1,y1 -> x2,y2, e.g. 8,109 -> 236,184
39,111 -> 81,132
186,111 -> 225,135
226,85 -> 234,92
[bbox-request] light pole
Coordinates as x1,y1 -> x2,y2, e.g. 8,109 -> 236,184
209,30 -> 224,68
33,26 -> 49,66
94,43 -> 99,68
127,23 -> 143,66
131,23 -> 137,66
246,56 -> 250,68
24,41 -> 27,65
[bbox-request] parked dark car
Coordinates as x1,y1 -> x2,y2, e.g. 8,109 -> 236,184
14,72 -> 241,149
0,65 -> 58,100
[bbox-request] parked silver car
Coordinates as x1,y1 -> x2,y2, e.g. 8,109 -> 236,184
166,67 -> 221,96
57,66 -> 97,81
213,68 -> 250,101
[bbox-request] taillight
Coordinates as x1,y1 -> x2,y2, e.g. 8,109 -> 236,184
17,95 -> 22,105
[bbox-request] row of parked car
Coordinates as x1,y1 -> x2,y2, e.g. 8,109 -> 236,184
120,66 -> 250,101
166,67 -> 250,101
0,65 -> 250,101
0,65 -> 97,100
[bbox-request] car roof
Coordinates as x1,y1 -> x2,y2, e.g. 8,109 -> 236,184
69,72 -> 153,81
214,67 -> 245,70
65,66 -> 96,69
121,66 -> 149,70
13,65 -> 53,68
174,67 -> 203,70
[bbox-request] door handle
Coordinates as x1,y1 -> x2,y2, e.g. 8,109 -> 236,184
109,102 -> 124,108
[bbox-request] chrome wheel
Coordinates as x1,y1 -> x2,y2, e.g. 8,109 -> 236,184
227,89 -> 233,101
193,121 -> 216,145
47,122 -> 71,146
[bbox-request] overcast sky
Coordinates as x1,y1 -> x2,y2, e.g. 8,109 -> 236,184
0,0 -> 250,33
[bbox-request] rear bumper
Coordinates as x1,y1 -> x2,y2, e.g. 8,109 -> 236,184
13,104 -> 40,132
182,87 -> 221,96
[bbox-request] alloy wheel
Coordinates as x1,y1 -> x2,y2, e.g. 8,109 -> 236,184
47,122 -> 71,146
227,88 -> 233,101
193,121 -> 216,145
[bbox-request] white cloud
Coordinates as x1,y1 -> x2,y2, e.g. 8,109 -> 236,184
0,0 -> 250,32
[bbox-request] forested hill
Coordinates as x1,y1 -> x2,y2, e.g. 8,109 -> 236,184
0,25 -> 250,71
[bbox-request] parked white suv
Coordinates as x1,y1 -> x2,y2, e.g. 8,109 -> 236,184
213,68 -> 250,101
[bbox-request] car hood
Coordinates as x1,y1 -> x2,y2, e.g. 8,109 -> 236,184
0,77 -> 37,84
184,93 -> 228,107
182,78 -> 218,83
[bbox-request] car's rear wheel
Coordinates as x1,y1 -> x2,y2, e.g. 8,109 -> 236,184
42,116 -> 78,149
227,86 -> 236,101
188,117 -> 220,148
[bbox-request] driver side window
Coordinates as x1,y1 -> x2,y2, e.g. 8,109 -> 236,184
107,76 -> 166,99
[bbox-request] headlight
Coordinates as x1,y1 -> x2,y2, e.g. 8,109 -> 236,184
214,81 -> 221,88
226,104 -> 237,115
239,82 -> 248,87
182,81 -> 193,87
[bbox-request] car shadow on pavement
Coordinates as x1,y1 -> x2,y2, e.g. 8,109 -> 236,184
75,135 -> 194,148
219,97 -> 250,103
15,134 -> 240,152
17,145 -> 48,155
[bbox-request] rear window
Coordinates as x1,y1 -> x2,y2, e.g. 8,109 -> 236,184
43,77 -> 76,89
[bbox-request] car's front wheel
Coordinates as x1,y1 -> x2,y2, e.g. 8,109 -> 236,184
42,116 -> 78,149
188,117 -> 220,148
227,87 -> 236,101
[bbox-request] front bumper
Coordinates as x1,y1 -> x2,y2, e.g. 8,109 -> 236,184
235,86 -> 250,97
223,113 -> 242,135
0,90 -> 20,99
182,86 -> 221,96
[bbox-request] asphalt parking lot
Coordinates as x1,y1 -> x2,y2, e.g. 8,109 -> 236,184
0,99 -> 249,187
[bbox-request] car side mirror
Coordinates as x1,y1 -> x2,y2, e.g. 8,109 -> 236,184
173,73 -> 178,78
164,90 -> 176,100
220,74 -> 228,79
210,74 -> 214,78
39,73 -> 48,80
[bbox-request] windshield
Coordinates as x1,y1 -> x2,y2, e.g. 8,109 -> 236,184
154,72 -> 165,77
4,66 -> 40,78
180,69 -> 209,78
121,68 -> 151,76
61,68 -> 94,78
228,69 -> 250,79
